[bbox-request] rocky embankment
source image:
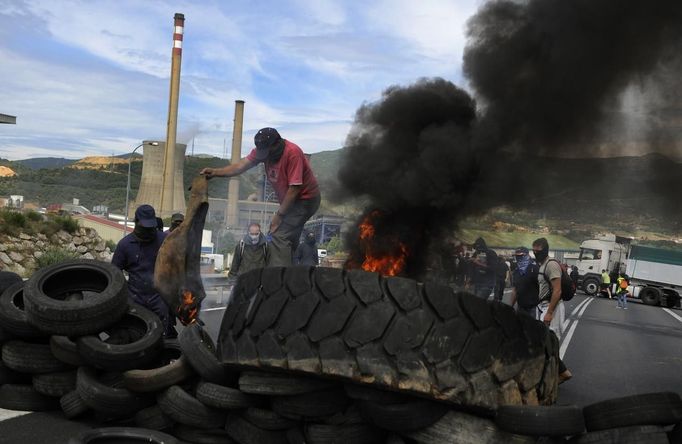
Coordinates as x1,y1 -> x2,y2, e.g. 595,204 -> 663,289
0,228 -> 112,277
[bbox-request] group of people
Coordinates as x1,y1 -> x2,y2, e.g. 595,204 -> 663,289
112,128 -> 321,338
601,268 -> 630,309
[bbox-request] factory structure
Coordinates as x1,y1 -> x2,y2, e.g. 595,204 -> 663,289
130,141 -> 187,216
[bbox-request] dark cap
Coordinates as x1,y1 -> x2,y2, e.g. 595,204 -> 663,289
134,204 -> 157,228
171,213 -> 185,223
514,246 -> 529,256
254,127 -> 281,160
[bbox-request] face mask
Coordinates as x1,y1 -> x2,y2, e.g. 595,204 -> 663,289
534,247 -> 549,263
249,234 -> 260,244
306,236 -> 315,245
134,225 -> 157,243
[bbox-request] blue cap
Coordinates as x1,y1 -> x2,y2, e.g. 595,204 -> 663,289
134,204 -> 157,228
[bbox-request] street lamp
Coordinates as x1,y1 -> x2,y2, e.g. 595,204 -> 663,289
123,141 -> 158,234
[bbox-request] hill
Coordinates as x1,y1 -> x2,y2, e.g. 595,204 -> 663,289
14,157 -> 75,169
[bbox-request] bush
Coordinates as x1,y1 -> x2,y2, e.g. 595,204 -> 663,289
53,215 -> 79,234
25,210 -> 43,222
35,247 -> 80,270
105,239 -> 117,251
1,209 -> 27,228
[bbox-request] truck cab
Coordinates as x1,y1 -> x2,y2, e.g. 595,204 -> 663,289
576,234 -> 630,295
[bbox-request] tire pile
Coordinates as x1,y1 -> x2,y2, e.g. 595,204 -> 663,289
0,262 -> 680,444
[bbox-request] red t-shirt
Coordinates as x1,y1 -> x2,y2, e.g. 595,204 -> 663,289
246,140 -> 320,203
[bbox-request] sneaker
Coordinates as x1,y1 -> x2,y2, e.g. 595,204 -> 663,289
623,307 -> 628,310
559,369 -> 573,384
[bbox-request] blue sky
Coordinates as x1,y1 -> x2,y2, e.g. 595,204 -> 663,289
0,0 -> 482,160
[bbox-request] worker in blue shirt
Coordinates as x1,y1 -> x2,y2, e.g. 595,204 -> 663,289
112,204 -> 176,337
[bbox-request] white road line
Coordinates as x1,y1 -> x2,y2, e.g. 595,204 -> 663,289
662,308 -> 682,324
201,307 -> 227,312
560,298 -> 594,360
570,297 -> 591,318
0,410 -> 30,421
561,297 -> 591,332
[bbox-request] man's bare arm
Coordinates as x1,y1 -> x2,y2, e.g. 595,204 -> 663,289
200,158 -> 255,179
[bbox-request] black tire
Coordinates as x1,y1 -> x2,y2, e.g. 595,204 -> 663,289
0,325 -> 13,344
157,385 -> 226,429
77,304 -> 164,371
665,292 -> 681,309
570,425 -> 668,444
60,390 -> 90,419
359,399 -> 449,432
50,335 -> 85,367
239,370 -> 336,396
225,414 -> 288,444
305,423 -> 385,444
583,392 -> 682,432
67,427 -> 180,444
2,339 -> 70,374
76,367 -> 154,416
179,323 -> 229,384
669,422 -> 682,444
0,383 -> 59,411
495,405 -> 585,436
0,360 -> 31,384
0,271 -> 22,294
124,355 -> 193,393
196,381 -> 263,410
172,424 -> 234,444
218,267 -> 558,409
639,287 -> 661,306
0,282 -> 47,338
242,408 -> 298,431
134,405 -> 175,431
23,260 -> 128,336
582,277 -> 600,296
405,410 -> 535,444
344,383 -> 413,404
33,370 -> 77,397
271,388 -> 350,420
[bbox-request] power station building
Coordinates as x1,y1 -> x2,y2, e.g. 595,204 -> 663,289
131,140 -> 186,216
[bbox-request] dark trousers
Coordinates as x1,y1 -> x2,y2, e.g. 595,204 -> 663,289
494,280 -> 506,301
268,195 -> 321,267
129,292 -> 177,338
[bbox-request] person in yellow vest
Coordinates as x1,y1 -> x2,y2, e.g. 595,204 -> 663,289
616,273 -> 629,309
601,269 -> 612,299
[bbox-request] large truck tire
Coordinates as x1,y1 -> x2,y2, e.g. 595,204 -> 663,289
582,392 -> 682,432
218,267 -> 560,409
23,260 -> 128,336
581,277 -> 600,296
0,282 -> 47,338
639,287 -> 661,306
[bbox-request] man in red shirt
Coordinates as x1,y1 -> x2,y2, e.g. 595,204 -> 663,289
200,128 -> 321,266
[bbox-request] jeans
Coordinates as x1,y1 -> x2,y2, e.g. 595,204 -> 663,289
267,195 -> 321,267
473,284 -> 493,300
617,292 -> 628,308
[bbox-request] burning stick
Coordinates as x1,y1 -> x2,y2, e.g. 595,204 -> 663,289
155,176 -> 209,325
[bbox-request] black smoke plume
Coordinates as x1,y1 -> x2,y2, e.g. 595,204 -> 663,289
337,0 -> 682,278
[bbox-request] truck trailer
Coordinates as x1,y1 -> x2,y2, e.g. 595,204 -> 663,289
575,234 -> 682,308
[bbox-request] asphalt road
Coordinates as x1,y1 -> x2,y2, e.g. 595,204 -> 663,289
0,291 -> 680,443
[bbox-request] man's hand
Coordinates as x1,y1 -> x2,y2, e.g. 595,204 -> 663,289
543,310 -> 554,325
270,213 -> 283,234
199,167 -> 216,179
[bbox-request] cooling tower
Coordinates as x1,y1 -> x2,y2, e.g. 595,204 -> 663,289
132,140 -> 186,216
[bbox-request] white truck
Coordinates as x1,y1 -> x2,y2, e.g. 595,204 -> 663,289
575,234 -> 682,308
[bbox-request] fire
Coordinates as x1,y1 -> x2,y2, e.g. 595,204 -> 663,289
351,210 -> 409,277
177,289 -> 199,325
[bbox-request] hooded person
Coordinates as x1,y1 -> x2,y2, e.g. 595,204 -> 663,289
294,231 -> 319,266
168,213 -> 184,232
199,127 -> 321,267
470,237 -> 498,300
509,247 -> 540,317
227,222 -> 268,284
112,204 -> 176,337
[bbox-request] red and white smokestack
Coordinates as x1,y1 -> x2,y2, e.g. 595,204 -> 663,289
173,13 -> 184,56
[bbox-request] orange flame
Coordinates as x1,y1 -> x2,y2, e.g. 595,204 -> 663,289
354,211 -> 409,277
177,289 -> 199,325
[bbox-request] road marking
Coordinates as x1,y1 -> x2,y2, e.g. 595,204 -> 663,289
662,308 -> 682,324
561,297 -> 591,332
201,307 -> 227,312
560,298 -> 594,360
0,409 -> 30,421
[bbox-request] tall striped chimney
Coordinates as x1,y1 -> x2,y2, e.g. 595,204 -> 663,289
160,13 -> 185,215
226,100 -> 245,227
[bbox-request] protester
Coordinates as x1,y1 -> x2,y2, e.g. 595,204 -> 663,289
470,237 -> 498,300
112,205 -> 176,337
227,223 -> 268,284
200,128 -> 320,267
616,272 -> 629,309
533,237 -> 572,384
601,269 -> 612,299
155,217 -> 164,232
168,213 -> 184,232
509,247 -> 540,317
294,231 -> 319,266
570,265 -> 579,287
494,256 -> 509,301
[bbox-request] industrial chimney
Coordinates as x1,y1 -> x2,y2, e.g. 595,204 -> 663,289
160,12 -> 185,215
225,100 -> 245,227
